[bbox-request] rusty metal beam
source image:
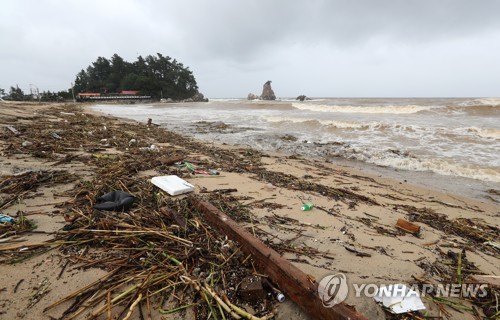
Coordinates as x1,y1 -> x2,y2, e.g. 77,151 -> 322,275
190,196 -> 368,320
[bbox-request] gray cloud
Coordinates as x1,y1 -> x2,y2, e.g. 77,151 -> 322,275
1,0 -> 500,97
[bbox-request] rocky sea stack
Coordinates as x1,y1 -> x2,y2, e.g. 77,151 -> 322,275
260,80 -> 276,100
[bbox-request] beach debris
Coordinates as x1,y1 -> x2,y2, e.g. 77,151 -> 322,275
50,132 -> 62,139
262,278 -> 286,302
194,169 -> 219,175
0,211 -> 36,241
394,204 -> 500,255
301,202 -> 314,211
257,170 -> 379,205
93,190 -> 135,211
0,213 -> 14,223
264,183 -> 276,191
5,103 -> 497,319
180,161 -> 219,175
344,245 -> 372,257
159,206 -> 188,230
466,275 -> 500,288
239,276 -> 266,302
395,218 -> 421,235
151,175 -> 194,196
21,141 -> 33,147
27,277 -> 51,309
200,188 -> 237,194
0,170 -> 76,194
192,196 -> 368,320
373,284 -> 426,314
483,241 -> 500,251
37,195 -> 281,319
6,125 -> 20,136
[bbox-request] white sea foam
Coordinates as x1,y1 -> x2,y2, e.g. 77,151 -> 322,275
365,154 -> 500,183
474,98 -> 500,106
92,98 -> 500,185
292,103 -> 435,114
264,116 -> 368,129
465,127 -> 500,140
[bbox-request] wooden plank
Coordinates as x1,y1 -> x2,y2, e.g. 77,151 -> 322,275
395,218 -> 421,235
190,196 -> 368,320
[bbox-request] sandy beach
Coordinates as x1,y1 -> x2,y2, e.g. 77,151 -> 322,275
1,102 -> 498,319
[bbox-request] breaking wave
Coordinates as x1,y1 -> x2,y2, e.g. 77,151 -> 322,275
358,152 -> 500,183
292,103 -> 435,114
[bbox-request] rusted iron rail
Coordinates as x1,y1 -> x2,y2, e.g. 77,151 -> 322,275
191,196 -> 368,320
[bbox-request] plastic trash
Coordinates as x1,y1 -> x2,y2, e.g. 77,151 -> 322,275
264,183 -> 276,191
0,214 -> 15,223
93,191 -> 135,211
209,169 -> 220,175
50,133 -> 62,139
184,162 -> 196,171
301,203 -> 314,211
151,175 -> 194,196
262,278 -> 285,302
373,284 -> 426,314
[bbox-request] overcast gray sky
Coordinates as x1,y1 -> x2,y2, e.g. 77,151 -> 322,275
1,0 -> 499,98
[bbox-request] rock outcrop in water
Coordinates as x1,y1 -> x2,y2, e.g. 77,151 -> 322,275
296,95 -> 311,101
247,93 -> 259,100
260,81 -> 276,100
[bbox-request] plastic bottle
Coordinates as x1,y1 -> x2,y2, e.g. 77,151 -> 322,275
262,278 -> 285,302
301,203 -> 314,211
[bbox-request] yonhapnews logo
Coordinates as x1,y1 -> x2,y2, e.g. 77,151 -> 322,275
317,273 -> 349,307
318,273 -> 489,309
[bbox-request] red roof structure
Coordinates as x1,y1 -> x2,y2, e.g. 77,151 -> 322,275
78,93 -> 100,97
120,91 -> 140,95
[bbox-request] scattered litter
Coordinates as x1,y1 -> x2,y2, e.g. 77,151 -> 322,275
151,175 -> 195,196
50,132 -> 62,139
93,190 -> 135,211
344,245 -> 371,257
301,202 -> 314,211
6,125 -> 20,136
0,214 -> 15,223
179,162 -> 219,175
239,276 -> 266,302
395,218 -> 421,235
483,241 -> 500,250
184,161 -> 196,171
374,284 -> 426,314
262,278 -> 285,302
22,141 -> 33,147
264,183 -> 276,191
467,274 -> 500,288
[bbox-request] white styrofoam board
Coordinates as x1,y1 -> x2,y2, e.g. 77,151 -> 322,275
151,175 -> 194,196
